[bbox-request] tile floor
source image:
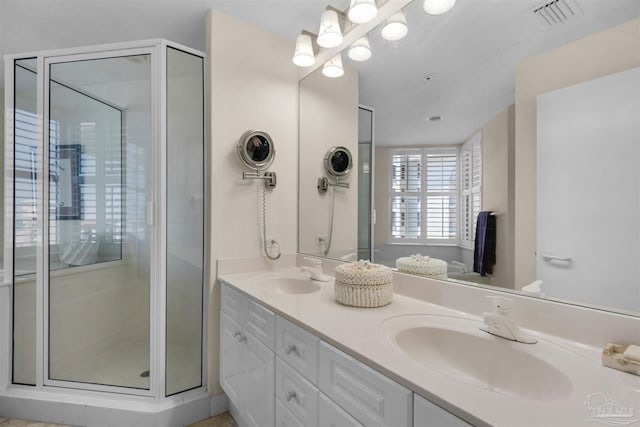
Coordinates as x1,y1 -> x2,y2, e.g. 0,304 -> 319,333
0,411 -> 237,427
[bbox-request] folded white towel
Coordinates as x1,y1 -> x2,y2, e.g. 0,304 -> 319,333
623,344 -> 640,362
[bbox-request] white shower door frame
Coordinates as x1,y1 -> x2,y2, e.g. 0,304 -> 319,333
1,39 -> 208,401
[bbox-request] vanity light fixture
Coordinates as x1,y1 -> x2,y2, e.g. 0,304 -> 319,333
317,8 -> 344,48
423,0 -> 456,15
381,9 -> 408,41
348,35 -> 372,62
322,54 -> 344,78
348,0 -> 378,24
292,32 -> 316,67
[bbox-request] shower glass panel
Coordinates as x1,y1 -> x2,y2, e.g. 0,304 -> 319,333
165,47 -> 204,396
47,55 -> 151,389
358,107 -> 373,260
13,58 -> 38,385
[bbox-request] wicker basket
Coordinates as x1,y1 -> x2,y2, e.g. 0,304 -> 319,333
334,261 -> 393,308
396,254 -> 448,280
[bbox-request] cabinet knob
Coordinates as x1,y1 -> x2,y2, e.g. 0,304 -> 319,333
236,333 -> 247,343
285,390 -> 297,402
233,330 -> 242,338
284,343 -> 297,356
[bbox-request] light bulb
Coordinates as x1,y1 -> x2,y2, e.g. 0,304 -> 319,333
381,10 -> 408,41
348,0 -> 378,24
292,34 -> 315,67
322,54 -> 344,78
423,0 -> 456,15
348,35 -> 372,62
317,9 -> 343,48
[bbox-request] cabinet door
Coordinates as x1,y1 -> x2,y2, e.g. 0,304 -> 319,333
414,394 -> 471,427
247,298 -> 276,351
275,358 -> 318,427
244,332 -> 276,427
276,398 -> 305,427
276,316 -> 319,383
318,393 -> 363,427
221,283 -> 247,324
318,342 -> 412,427
220,311 -> 245,409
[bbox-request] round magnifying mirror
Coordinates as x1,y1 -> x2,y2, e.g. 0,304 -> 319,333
237,130 -> 275,170
324,146 -> 353,179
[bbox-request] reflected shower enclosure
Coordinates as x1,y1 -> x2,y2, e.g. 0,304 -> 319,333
5,40 -> 206,398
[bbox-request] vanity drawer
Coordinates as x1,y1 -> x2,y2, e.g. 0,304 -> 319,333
246,298 -> 275,350
221,283 -> 246,324
276,316 -> 319,384
276,357 -> 318,427
276,398 -> 304,427
318,393 -> 363,427
414,394 -> 471,427
318,342 -> 412,427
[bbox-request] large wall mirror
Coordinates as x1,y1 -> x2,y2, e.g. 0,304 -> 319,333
298,0 -> 640,316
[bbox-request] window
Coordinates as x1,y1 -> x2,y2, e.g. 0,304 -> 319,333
390,148 -> 458,243
14,109 -> 39,249
460,133 -> 482,248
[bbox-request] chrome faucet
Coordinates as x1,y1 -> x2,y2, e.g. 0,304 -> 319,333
300,257 -> 330,282
480,296 -> 537,344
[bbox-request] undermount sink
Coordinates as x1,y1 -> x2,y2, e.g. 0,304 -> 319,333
259,275 -> 321,295
379,315 -> 575,401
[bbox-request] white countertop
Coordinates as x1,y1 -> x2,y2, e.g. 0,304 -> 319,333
218,267 -> 640,427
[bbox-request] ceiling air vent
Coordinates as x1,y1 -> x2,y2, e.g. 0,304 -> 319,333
532,0 -> 583,28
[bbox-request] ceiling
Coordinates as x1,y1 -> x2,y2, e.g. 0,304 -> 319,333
1,0 -> 638,145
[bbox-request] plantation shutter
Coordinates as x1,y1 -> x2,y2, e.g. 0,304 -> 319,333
390,152 -> 421,239
425,150 -> 457,239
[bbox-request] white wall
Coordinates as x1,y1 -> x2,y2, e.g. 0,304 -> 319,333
536,67 -> 640,312
298,66 -> 359,258
514,17 -> 640,288
207,10 -> 299,395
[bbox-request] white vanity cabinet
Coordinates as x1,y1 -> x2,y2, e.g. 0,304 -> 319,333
414,394 -> 472,427
220,285 -> 276,427
220,282 -> 470,427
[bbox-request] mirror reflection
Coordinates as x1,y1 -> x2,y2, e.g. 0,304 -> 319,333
298,0 -> 640,315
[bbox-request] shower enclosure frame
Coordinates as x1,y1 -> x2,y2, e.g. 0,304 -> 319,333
1,39 -> 209,402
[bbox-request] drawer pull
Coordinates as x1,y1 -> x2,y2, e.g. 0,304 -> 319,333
233,330 -> 242,338
236,333 -> 247,343
284,343 -> 298,356
285,390 -> 297,402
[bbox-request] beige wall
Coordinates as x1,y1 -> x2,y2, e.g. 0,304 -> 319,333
298,67 -> 359,259
482,105 -> 515,289
514,18 -> 640,289
207,10 -> 299,395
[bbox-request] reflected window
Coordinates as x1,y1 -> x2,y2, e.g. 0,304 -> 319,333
389,148 -> 458,243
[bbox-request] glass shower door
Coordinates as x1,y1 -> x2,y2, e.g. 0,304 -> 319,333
45,53 -> 152,390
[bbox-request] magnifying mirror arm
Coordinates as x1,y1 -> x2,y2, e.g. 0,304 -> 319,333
332,178 -> 349,189
242,169 -> 277,188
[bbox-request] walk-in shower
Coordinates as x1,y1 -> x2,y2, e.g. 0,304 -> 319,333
1,39 -> 207,421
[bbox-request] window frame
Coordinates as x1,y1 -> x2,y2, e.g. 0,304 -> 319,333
388,147 -> 459,245
460,132 -> 483,249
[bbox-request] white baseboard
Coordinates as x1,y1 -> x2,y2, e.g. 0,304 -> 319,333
209,393 -> 229,417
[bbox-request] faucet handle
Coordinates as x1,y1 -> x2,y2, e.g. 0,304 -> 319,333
486,296 -> 514,314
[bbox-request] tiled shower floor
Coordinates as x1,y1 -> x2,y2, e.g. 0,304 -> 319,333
53,341 -> 201,391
